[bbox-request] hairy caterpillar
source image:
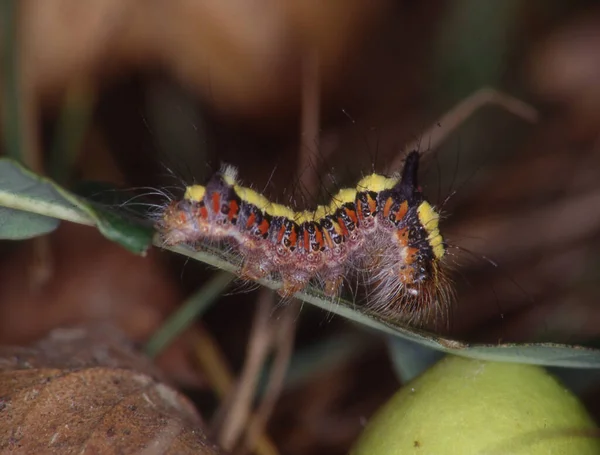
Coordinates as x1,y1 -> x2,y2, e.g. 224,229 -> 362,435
157,151 -> 454,322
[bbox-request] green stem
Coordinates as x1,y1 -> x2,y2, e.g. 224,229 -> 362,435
145,271 -> 234,357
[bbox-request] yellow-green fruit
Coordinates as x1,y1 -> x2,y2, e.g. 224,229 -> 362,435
351,356 -> 600,455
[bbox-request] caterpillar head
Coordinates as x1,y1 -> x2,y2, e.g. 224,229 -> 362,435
157,199 -> 205,246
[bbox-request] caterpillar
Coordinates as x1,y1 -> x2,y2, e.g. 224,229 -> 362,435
156,151 -> 454,322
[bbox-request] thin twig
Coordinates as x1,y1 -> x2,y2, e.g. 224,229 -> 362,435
237,302 -> 298,455
27,237 -> 54,290
217,289 -> 275,451
392,87 -> 539,172
194,325 -> 234,396
192,326 -> 280,455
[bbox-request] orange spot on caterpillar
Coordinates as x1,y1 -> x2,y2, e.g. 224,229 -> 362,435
258,219 -> 269,236
303,228 -> 310,252
395,201 -> 408,222
395,227 -> 409,246
322,228 -> 334,249
355,201 -> 364,222
228,199 -> 239,222
367,194 -> 377,216
288,226 -> 298,248
345,207 -> 358,225
211,192 -> 220,214
337,217 -> 349,236
314,227 -> 324,251
382,197 -> 394,219
246,212 -> 256,229
405,247 -> 419,265
277,224 -> 286,243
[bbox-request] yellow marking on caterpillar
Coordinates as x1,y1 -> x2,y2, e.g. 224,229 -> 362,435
268,203 -> 296,219
313,205 -> 329,221
234,185 -> 271,211
357,174 -> 398,193
417,201 -> 445,259
184,185 -> 206,202
296,209 -> 318,223
328,188 -> 357,212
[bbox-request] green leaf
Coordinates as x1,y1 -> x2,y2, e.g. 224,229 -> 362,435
0,158 -> 152,254
145,271 -> 235,358
0,207 -> 59,239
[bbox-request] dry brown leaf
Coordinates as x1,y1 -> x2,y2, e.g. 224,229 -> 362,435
0,324 -> 221,454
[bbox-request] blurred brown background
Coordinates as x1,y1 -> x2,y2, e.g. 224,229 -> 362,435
3,1 -> 600,454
